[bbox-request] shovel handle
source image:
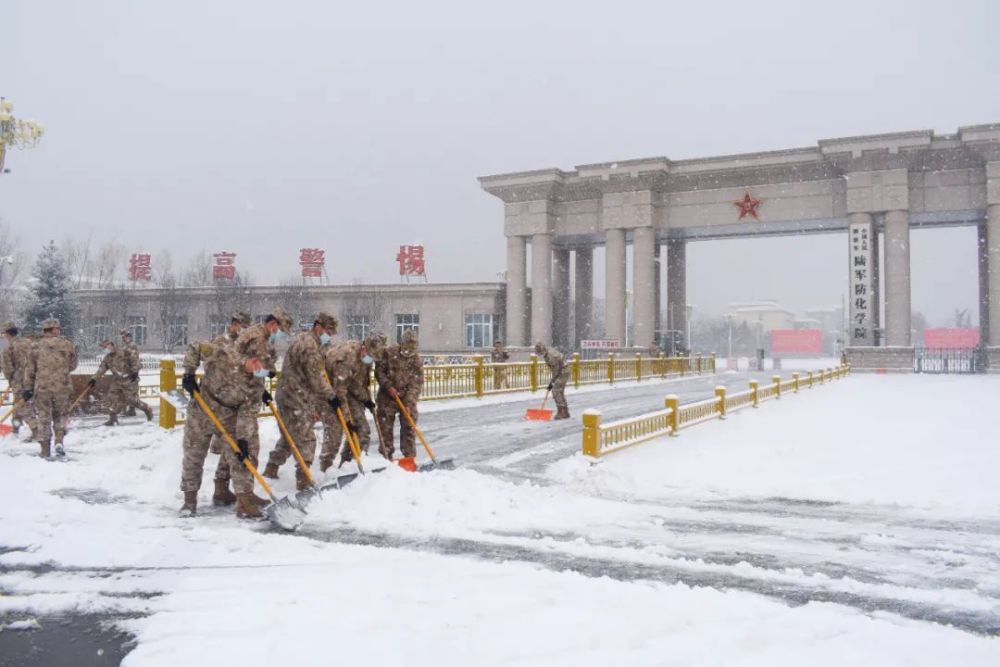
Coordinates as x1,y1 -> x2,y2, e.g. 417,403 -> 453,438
393,393 -> 436,463
336,407 -> 365,474
68,386 -> 92,414
539,389 -> 550,411
191,391 -> 277,501
268,400 -> 316,486
369,404 -> 390,460
0,398 -> 22,424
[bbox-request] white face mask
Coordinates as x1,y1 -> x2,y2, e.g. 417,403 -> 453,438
319,333 -> 332,346
253,368 -> 269,378
270,330 -> 289,344
361,354 -> 374,365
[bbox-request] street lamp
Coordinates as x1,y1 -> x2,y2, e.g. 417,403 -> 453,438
0,98 -> 45,173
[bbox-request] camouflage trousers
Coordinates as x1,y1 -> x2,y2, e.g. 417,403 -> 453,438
376,392 -> 418,459
214,411 -> 260,484
10,382 -> 38,436
181,392 -> 254,495
492,367 -> 508,390
107,378 -> 147,417
319,398 -> 370,467
34,390 -> 70,445
551,372 -> 569,413
266,390 -> 318,468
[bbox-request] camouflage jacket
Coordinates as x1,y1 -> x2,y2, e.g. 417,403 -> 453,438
122,340 -> 142,377
1,336 -> 34,389
490,347 -> 509,363
375,344 -> 423,400
183,340 -> 245,408
277,331 -> 334,406
543,348 -> 569,380
324,340 -> 374,404
92,349 -> 133,382
26,334 -> 78,394
234,324 -> 278,402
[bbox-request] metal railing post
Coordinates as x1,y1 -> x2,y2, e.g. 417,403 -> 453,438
773,374 -> 782,399
636,353 -> 642,382
607,353 -> 615,385
696,353 -> 703,374
474,355 -> 484,398
572,352 -> 581,389
159,358 -> 176,429
715,386 -> 727,419
750,380 -> 759,407
530,354 -> 539,392
665,395 -> 679,435
793,372 -> 800,392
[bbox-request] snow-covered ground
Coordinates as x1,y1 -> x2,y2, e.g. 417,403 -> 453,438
1,373 -> 999,665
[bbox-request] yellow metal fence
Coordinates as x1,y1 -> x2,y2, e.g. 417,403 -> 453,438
157,352 -> 716,429
582,365 -> 850,458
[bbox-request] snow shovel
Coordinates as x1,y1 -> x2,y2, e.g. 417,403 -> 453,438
266,399 -> 323,506
335,406 -> 366,474
191,390 -> 306,531
0,397 -> 20,436
393,393 -> 454,471
524,389 -> 553,421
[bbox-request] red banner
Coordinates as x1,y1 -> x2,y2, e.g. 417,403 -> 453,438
923,328 -> 980,349
770,329 -> 823,355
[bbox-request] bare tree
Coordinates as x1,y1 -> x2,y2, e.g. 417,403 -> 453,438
340,283 -> 388,340
273,278 -> 312,328
182,251 -> 214,288
150,250 -> 188,352
0,219 -> 25,323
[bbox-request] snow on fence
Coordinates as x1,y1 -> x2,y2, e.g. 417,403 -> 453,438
154,353 -> 716,429
581,364 -> 851,458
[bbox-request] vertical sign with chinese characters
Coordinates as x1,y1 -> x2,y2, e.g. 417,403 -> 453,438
396,244 -> 427,282
299,248 -> 325,279
213,252 -> 236,282
128,253 -> 152,282
848,222 -> 878,346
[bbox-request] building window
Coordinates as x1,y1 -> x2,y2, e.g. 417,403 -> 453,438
254,314 -> 269,325
128,316 -> 147,347
167,316 -> 188,350
209,318 -> 228,338
465,313 -> 494,349
345,314 -> 373,340
298,313 -> 318,331
93,316 -> 110,344
394,313 -> 419,342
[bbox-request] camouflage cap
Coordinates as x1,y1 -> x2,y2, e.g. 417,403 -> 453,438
120,328 -> 132,338
315,311 -> 339,333
363,331 -> 386,355
42,318 -> 61,331
100,339 -> 115,347
1,321 -> 15,334
533,341 -> 546,355
270,307 -> 294,332
232,311 -> 252,326
400,329 -> 418,347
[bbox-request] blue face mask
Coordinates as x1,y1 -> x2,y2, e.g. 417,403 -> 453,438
319,333 -> 332,346
270,330 -> 289,344
253,368 -> 269,378
361,354 -> 374,365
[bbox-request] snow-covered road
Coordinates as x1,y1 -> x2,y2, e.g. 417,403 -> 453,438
2,373 -> 999,665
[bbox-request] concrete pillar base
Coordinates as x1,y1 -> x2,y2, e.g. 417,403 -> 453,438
845,347 -> 914,372
986,347 -> 1000,373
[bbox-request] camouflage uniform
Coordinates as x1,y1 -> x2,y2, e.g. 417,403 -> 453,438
120,332 -> 142,416
91,344 -> 152,423
536,342 -> 570,419
179,341 -> 255,502
490,342 -> 509,390
319,336 -> 383,469
25,321 -> 78,455
226,321 -> 278,472
1,324 -> 38,437
375,330 -> 423,459
265,326 -> 336,484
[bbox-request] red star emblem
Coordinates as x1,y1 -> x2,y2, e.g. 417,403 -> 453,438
734,191 -> 762,220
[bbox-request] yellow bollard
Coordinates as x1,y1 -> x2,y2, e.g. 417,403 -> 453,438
530,354 -> 539,393
572,353 -> 581,389
715,386 -> 727,419
750,380 -> 759,407
665,395 -> 679,435
808,371 -> 814,388
793,372 -> 800,392
582,410 -> 602,457
773,375 -> 782,399
474,355 -> 484,398
607,353 -> 615,385
159,358 -> 177,429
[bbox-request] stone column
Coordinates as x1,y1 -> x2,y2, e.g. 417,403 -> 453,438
574,247 -> 594,347
632,226 -> 656,349
978,223 -> 990,346
552,247 -> 570,347
883,209 -> 911,346
666,239 -> 687,350
654,244 -> 662,346
604,228 -> 627,345
505,235 -> 527,346
530,233 -> 553,345
989,204 -> 1000,347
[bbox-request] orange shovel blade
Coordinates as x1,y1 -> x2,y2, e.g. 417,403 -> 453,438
524,408 -> 553,421
397,457 -> 417,472
0,424 -> 13,436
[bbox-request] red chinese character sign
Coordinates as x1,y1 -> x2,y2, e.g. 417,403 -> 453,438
299,248 -> 326,280
396,244 -> 427,283
213,252 -> 237,282
128,253 -> 152,282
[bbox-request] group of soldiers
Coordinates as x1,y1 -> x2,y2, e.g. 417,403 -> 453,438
1,320 -> 150,457
178,308 -> 424,520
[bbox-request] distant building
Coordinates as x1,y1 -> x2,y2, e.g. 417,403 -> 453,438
726,301 -> 796,333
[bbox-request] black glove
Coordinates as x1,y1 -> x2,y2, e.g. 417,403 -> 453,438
87,378 -> 96,388
21,390 -> 33,401
346,420 -> 358,434
547,382 -> 554,391
363,399 -> 376,412
235,439 -> 251,462
268,369 -> 277,379
328,396 -> 342,411
130,373 -> 140,382
181,373 -> 199,396
261,389 -> 273,405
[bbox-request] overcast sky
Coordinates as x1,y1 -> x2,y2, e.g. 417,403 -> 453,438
2,0 -> 998,326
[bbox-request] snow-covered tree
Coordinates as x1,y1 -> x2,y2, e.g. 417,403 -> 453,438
22,240 -> 78,339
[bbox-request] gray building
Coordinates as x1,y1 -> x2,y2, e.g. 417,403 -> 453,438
72,282 -> 505,354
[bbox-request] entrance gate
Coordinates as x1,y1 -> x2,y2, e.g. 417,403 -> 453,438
913,348 -> 986,374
